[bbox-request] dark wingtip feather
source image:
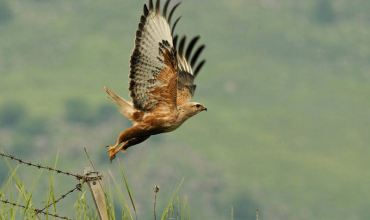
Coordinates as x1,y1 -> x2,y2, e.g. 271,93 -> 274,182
185,36 -> 200,61
136,29 -> 143,38
155,0 -> 160,14
163,0 -> 171,18
168,2 -> 182,24
149,0 -> 154,10
138,23 -> 144,32
194,60 -> 206,77
178,36 -> 186,57
143,4 -> 149,16
173,35 -> 178,51
171,16 -> 181,36
190,45 -> 205,68
140,15 -> 146,24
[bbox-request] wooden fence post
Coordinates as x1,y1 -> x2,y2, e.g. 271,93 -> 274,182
84,168 -> 109,220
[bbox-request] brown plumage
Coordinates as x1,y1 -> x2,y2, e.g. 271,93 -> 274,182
105,0 -> 206,162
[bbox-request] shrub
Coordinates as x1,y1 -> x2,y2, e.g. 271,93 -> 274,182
65,98 -> 93,124
19,117 -> 47,136
0,102 -> 26,128
0,0 -> 13,23
314,0 -> 335,23
96,103 -> 118,123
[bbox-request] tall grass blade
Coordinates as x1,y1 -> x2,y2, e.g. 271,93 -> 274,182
107,178 -> 115,220
186,201 -> 190,220
2,152 -> 35,216
45,152 -> 59,216
117,159 -> 137,219
0,166 -> 19,195
108,170 -> 133,220
2,152 -> 28,205
176,196 -> 179,220
161,177 -> 184,220
23,169 -> 42,215
180,195 -> 187,220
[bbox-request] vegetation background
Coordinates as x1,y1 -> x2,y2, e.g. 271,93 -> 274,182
0,0 -> 369,219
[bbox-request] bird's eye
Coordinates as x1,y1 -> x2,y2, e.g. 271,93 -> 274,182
196,104 -> 202,108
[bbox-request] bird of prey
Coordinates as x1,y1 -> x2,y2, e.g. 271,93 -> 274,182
105,0 -> 207,162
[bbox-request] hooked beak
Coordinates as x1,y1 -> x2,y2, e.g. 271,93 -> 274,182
202,105 -> 207,112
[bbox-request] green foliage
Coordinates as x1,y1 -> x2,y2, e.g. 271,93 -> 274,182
0,102 -> 48,137
0,154 -> 192,220
0,0 -> 12,23
18,117 -> 47,136
0,155 -> 39,220
108,169 -> 135,220
117,160 -> 137,218
96,103 -> 118,123
231,194 -> 258,220
0,102 -> 26,128
314,0 -> 336,23
65,98 -> 121,125
10,134 -> 33,157
161,178 -> 184,220
45,152 -> 59,217
65,98 -> 94,125
161,195 -> 190,220
75,191 -> 99,220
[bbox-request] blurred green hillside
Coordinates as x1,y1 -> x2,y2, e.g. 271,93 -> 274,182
1,0 -> 370,219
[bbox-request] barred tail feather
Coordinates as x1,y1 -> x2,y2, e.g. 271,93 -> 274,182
104,86 -> 134,119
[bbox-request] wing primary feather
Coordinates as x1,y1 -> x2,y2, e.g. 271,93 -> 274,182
185,36 -> 200,61
194,60 -> 206,77
178,36 -> 186,57
130,0 -> 207,110
137,23 -> 144,34
168,2 -> 182,25
149,0 -> 154,10
173,35 -> 179,51
163,0 -> 171,18
171,16 -> 181,36
135,29 -> 142,38
140,15 -> 146,25
190,44 -> 205,68
143,4 -> 149,16
155,0 -> 160,14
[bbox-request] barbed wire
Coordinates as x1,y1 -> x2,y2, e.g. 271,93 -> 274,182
0,199 -> 69,219
0,152 -> 104,219
0,152 -> 84,180
34,183 -> 82,217
0,152 -> 103,181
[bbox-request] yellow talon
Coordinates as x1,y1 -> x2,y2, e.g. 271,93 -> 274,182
107,146 -> 116,152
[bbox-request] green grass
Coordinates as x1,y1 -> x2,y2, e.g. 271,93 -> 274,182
0,153 -> 191,220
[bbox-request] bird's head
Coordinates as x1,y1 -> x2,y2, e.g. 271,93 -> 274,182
193,102 -> 207,113
179,102 -> 207,119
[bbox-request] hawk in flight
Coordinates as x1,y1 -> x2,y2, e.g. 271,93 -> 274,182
105,0 -> 207,162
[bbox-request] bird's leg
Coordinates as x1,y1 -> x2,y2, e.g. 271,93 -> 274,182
106,126 -> 148,161
107,126 -> 144,151
108,135 -> 150,163
121,135 -> 150,152
107,140 -> 127,163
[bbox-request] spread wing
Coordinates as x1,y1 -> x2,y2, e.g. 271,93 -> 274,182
129,0 -> 182,112
174,35 -> 206,106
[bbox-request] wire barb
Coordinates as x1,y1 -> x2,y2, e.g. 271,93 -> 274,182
34,183 -> 83,217
0,199 -> 69,219
1,152 -> 104,219
0,152 -> 84,180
